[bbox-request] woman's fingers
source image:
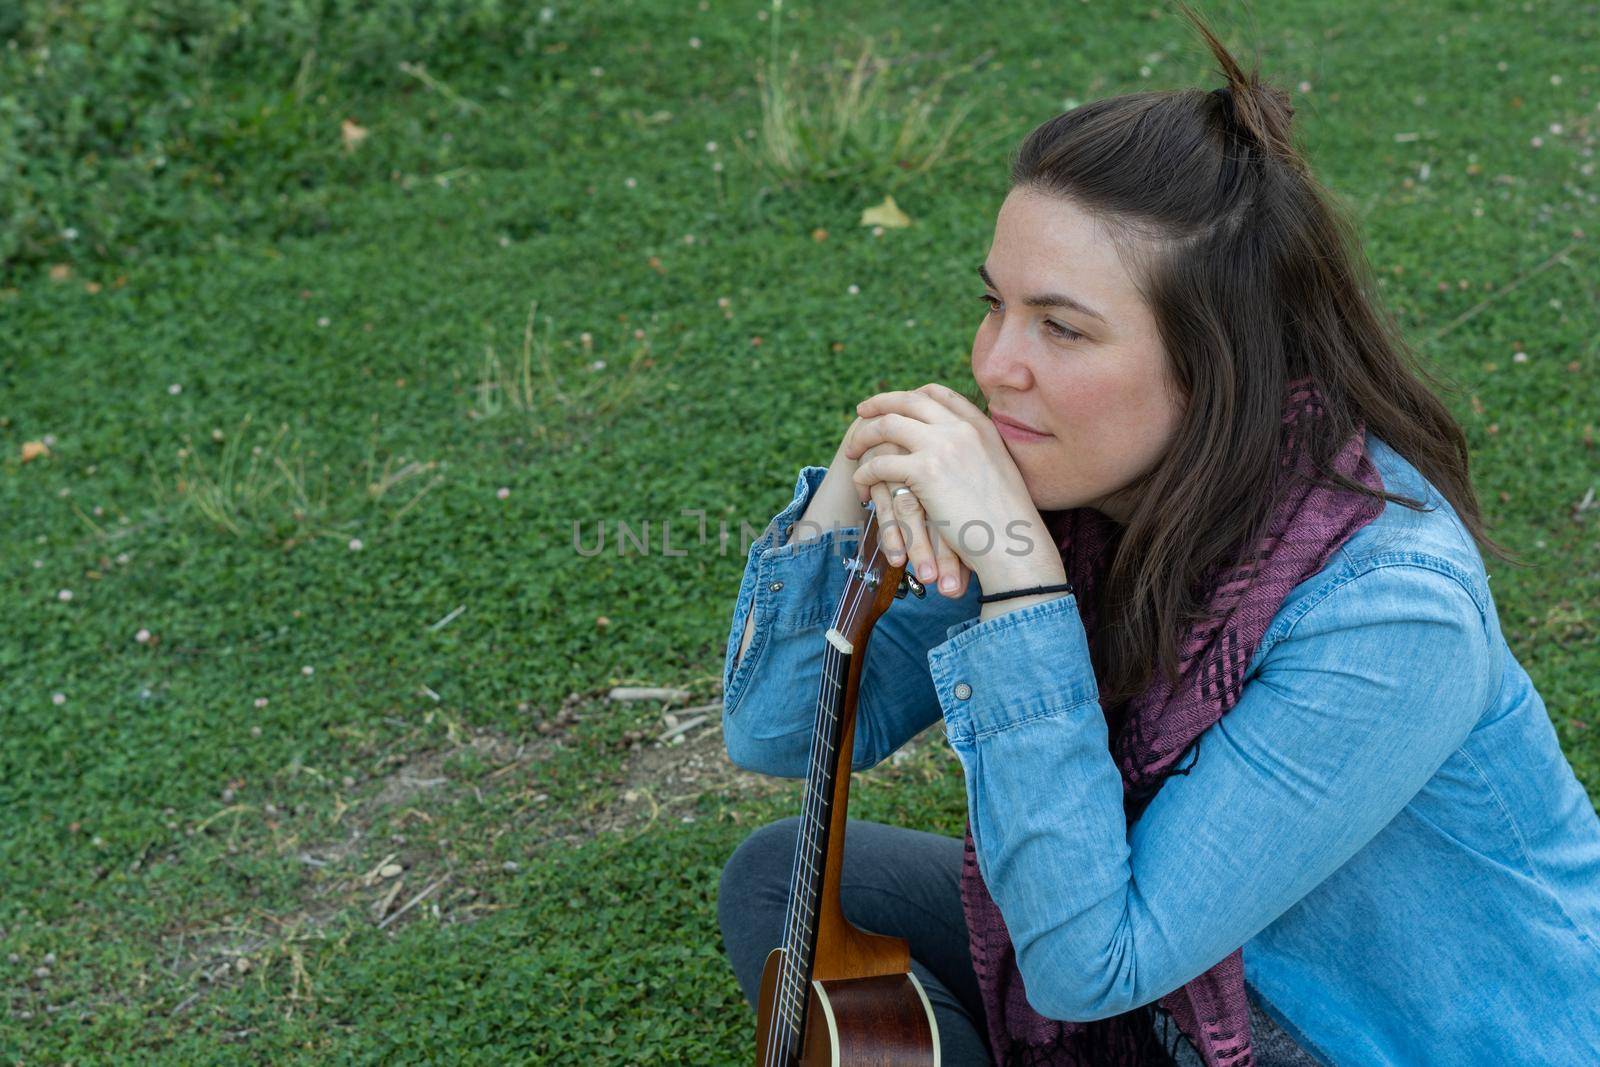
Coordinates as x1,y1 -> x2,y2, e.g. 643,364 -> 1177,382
870,481 -> 959,598
869,481 -> 932,580
853,442 -> 939,579
888,485 -> 937,587
856,390 -> 962,425
915,382 -> 991,426
842,411 -> 936,460
851,451 -> 919,492
927,522 -> 967,597
858,441 -> 910,564
868,481 -> 906,564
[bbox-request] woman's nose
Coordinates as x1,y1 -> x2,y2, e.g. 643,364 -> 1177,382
973,333 -> 1032,394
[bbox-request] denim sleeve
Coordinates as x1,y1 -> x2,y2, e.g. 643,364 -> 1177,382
924,560 -> 1494,1022
721,465 -> 983,778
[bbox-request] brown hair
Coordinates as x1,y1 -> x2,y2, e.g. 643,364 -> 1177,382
1004,2 -> 1522,710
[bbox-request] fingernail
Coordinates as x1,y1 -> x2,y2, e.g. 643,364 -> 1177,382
940,575 -> 957,592
919,563 -> 935,581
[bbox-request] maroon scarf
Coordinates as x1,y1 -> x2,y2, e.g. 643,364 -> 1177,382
960,377 -> 1386,1066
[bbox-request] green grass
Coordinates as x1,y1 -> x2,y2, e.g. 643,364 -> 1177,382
2,0 -> 1597,1061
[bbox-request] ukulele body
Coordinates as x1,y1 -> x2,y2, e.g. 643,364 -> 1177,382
755,946 -> 940,1066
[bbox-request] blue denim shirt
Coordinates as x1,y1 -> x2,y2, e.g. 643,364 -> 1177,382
721,432 -> 1600,1066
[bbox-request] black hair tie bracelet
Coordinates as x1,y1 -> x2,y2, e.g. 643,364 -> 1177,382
976,582 -> 1074,604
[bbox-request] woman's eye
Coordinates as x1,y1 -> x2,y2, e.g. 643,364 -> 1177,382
977,294 -> 1084,342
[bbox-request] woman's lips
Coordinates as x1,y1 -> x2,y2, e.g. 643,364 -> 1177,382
991,412 -> 1053,442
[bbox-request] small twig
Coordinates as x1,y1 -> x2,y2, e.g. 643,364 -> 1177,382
193,804 -> 252,833
427,604 -> 466,631
361,852 -> 398,887
1420,240 -> 1582,348
657,714 -> 709,743
609,686 -> 690,703
372,877 -> 406,922
488,757 -> 531,779
398,61 -> 483,113
385,473 -> 446,530
623,790 -> 662,843
378,874 -> 453,930
68,501 -> 108,537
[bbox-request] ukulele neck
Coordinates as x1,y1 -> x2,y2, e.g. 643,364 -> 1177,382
770,623 -> 852,1055
762,506 -> 921,1065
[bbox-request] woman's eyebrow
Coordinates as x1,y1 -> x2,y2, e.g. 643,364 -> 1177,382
977,262 -> 1108,324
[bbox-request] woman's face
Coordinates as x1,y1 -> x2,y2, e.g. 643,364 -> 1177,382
971,186 -> 1187,524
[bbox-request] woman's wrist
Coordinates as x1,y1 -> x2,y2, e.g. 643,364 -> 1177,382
973,528 -> 1070,622
787,462 -> 864,548
976,572 -> 1072,622
974,513 -> 1066,586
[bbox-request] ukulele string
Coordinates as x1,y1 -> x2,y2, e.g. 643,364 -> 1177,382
768,531 -> 884,1067
769,537 -> 874,1067
766,507 -> 890,1067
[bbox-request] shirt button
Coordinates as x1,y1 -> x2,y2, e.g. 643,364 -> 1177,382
768,581 -> 784,592
953,682 -> 973,700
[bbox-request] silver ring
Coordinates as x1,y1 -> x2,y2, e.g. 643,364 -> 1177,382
891,486 -> 914,498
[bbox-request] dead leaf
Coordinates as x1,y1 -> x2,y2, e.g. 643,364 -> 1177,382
48,264 -> 72,282
341,118 -> 370,153
860,195 -> 912,229
21,440 -> 49,463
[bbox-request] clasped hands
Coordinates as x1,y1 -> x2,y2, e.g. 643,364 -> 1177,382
842,383 -> 1065,598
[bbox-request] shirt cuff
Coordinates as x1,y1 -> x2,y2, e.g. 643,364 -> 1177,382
723,465 -> 863,712
925,592 -> 1100,744
749,465 -> 862,630
747,465 -> 858,558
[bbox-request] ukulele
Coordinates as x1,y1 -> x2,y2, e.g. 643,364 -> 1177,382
753,501 -> 943,1066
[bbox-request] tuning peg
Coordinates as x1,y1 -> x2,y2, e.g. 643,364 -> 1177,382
895,571 -> 926,600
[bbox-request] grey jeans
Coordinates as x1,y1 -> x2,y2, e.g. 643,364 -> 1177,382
717,815 -> 1324,1066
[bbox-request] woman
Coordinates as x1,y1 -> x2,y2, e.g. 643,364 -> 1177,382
715,10 -> 1600,1066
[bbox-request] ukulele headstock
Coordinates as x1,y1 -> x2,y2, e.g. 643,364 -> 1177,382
835,500 -> 925,649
